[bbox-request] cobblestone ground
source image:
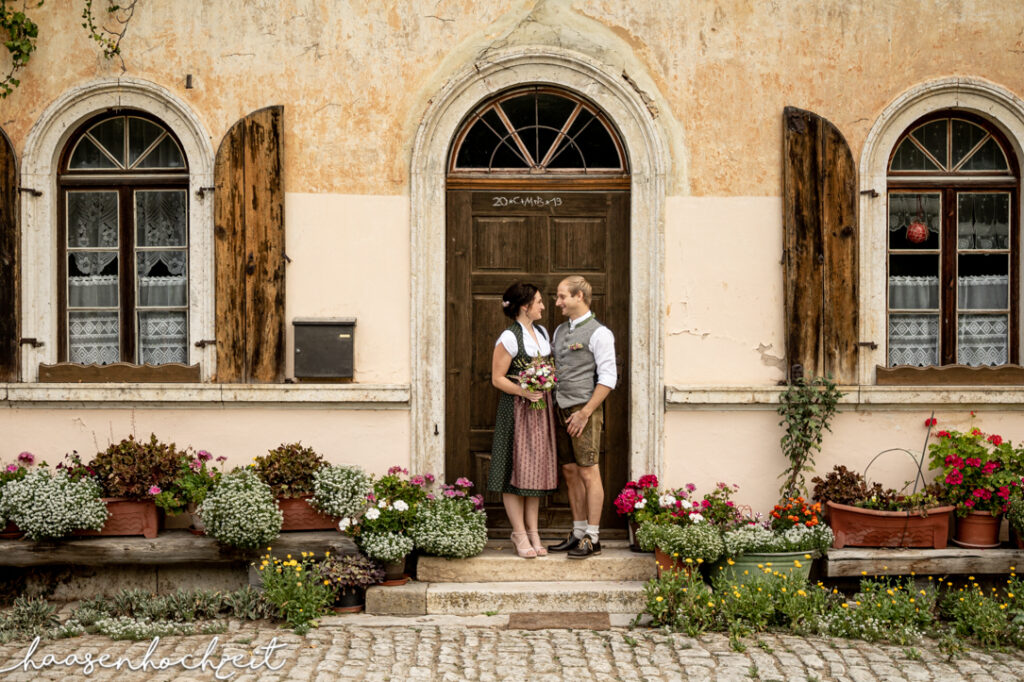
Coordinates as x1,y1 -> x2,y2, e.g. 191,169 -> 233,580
2,619 -> 1024,681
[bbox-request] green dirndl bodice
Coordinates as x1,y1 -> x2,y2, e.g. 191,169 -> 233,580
487,323 -> 555,497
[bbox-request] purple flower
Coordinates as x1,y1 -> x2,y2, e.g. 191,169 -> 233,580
387,465 -> 402,475
17,452 -> 34,465
148,485 -> 161,495
216,455 -> 227,463
685,483 -> 697,492
5,464 -> 17,472
189,459 -> 202,471
410,475 -> 425,487
197,450 -> 212,462
470,494 -> 484,510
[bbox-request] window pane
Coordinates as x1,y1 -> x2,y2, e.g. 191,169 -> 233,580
454,114 -> 502,168
960,137 -> 1009,171
135,135 -> 185,169
128,118 -> 163,166
958,253 -> 1009,310
911,120 -> 947,169
958,313 -> 1008,366
69,310 -> 119,365
888,192 -> 940,250
68,252 -> 118,307
89,117 -> 125,167
890,137 -> 939,171
67,192 -> 118,248
489,134 -> 530,168
958,193 -> 1010,250
136,190 -> 187,246
888,314 -> 939,366
137,251 -> 187,307
68,137 -> 117,170
889,254 -> 939,309
138,310 -> 187,365
951,119 -> 988,168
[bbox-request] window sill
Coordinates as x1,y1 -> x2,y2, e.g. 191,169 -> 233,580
38,363 -> 201,383
665,384 -> 1024,409
0,383 -> 410,407
875,365 -> 1024,386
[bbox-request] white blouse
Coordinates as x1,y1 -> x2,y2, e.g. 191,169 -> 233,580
495,322 -> 551,358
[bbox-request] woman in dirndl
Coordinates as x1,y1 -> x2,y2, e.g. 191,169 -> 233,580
488,281 -> 558,558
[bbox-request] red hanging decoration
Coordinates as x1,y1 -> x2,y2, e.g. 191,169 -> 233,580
906,220 -> 928,244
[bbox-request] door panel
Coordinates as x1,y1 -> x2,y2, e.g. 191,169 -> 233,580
446,189 -> 630,530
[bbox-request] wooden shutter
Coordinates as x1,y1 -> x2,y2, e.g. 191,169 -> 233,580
214,106 -> 285,383
783,106 -> 859,384
0,128 -> 18,381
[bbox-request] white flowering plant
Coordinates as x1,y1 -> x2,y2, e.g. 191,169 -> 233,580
723,522 -> 833,557
410,478 -> 487,558
360,531 -> 414,564
0,468 -> 108,541
197,469 -> 283,549
338,466 -> 432,540
309,464 -> 372,520
637,521 -> 724,564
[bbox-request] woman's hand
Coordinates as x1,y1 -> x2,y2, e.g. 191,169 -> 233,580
520,388 -> 543,403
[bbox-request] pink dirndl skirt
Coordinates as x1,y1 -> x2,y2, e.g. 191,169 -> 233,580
510,396 -> 558,491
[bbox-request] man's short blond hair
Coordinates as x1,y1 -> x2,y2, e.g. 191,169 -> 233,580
561,275 -> 592,306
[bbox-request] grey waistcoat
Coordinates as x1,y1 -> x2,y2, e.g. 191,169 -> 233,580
553,316 -> 604,409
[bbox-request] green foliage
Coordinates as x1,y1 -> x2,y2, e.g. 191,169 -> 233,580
90,433 -> 184,498
252,442 -> 326,498
256,551 -> 333,632
198,469 -> 282,549
823,576 -> 936,645
153,450 -> 223,516
317,553 -> 384,590
939,575 -> 1023,648
643,564 -> 718,635
811,465 -> 880,507
81,0 -> 136,61
927,422 -> 1021,516
778,375 -> 843,498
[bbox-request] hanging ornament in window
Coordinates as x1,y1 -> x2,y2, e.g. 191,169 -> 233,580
906,195 -> 928,244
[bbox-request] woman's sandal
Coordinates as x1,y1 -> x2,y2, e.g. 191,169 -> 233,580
510,531 -> 537,559
526,530 -> 548,556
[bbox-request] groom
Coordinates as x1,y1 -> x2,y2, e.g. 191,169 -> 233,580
547,275 -> 617,559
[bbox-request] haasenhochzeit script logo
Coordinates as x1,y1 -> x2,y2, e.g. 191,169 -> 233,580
0,635 -> 287,680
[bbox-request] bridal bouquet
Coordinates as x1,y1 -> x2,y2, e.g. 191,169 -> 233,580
517,357 -> 557,410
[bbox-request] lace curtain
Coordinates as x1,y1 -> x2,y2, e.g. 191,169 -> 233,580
138,311 -> 187,365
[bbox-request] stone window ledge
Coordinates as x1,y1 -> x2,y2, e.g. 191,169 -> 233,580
0,383 -> 410,407
666,385 -> 1024,409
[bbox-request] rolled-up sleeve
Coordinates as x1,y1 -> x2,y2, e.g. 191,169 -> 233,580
589,327 -> 617,389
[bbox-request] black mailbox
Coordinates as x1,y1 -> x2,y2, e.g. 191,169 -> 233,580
292,318 -> 355,381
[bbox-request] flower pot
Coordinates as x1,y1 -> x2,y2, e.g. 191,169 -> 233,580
953,511 -> 1002,549
277,496 -> 339,531
1010,525 -> 1024,550
187,502 -> 205,535
332,586 -> 366,613
826,501 -> 955,549
75,498 -> 161,539
380,557 -> 410,586
710,551 -> 817,586
653,547 -> 693,579
0,520 -> 23,539
628,520 -> 649,553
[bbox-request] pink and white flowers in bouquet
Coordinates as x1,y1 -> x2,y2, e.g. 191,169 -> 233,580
517,357 -> 557,410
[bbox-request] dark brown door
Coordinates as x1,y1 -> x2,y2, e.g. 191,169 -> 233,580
445,189 -> 629,530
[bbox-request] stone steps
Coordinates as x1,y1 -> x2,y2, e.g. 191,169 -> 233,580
416,546 -> 656,583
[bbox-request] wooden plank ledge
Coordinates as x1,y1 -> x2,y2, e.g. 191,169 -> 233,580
826,547 -> 1024,577
0,530 -> 356,568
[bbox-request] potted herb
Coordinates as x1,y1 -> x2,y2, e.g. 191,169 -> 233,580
198,469 -> 283,549
410,478 -> 487,559
152,450 -> 226,533
317,553 -> 385,613
253,442 -> 335,531
0,452 -> 36,538
714,516 -> 833,585
0,467 -> 108,541
84,434 -> 185,538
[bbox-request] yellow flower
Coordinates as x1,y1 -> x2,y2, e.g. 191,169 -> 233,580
266,547 -> 272,551
685,558 -> 694,564
296,567 -> 302,572
697,558 -> 704,564
287,554 -> 292,559
797,590 -> 806,597
855,601 -> 860,605
743,570 -> 749,576
1001,604 -> 1008,609
656,596 -> 663,602
841,603 -> 849,608
765,562 -> 772,567
969,576 -> 975,581
781,587 -> 787,593
861,571 -> 867,576
707,601 -> 715,607
757,587 -> 762,592
325,551 -> 330,557
909,598 -> 915,603
259,566 -> 264,571
672,552 -> 679,558
886,589 -> 894,596
727,559 -> 735,566
804,554 -> 811,559
323,580 -> 330,585
297,582 -> 302,587
1010,593 -> 1015,598
920,590 -> 926,596
793,561 -> 802,568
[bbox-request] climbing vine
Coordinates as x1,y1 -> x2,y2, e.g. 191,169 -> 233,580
0,0 -> 137,99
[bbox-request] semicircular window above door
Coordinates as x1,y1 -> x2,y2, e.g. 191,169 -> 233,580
449,86 -> 628,174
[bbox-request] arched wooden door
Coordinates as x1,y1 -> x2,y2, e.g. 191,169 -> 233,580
444,86 -> 630,531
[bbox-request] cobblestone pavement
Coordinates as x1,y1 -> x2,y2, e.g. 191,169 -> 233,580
2,617 -> 1024,681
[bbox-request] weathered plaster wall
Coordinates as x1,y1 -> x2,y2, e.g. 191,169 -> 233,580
0,407 -> 410,473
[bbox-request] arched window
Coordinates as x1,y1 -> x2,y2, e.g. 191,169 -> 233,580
59,112 -> 189,365
448,86 -> 627,175
886,112 -> 1019,367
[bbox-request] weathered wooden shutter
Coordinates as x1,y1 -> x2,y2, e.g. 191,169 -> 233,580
214,106 -> 285,383
783,106 -> 858,384
0,128 -> 18,381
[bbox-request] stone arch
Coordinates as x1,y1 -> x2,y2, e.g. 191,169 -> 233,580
20,78 -> 215,380
410,46 -> 671,480
859,77 -> 1024,383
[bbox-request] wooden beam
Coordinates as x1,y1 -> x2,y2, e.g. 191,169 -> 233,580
0,530 -> 356,568
825,547 -> 1024,577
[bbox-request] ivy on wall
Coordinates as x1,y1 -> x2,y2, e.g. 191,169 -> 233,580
0,0 -> 137,98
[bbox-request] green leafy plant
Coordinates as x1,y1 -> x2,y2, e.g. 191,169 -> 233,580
643,564 -> 718,635
778,375 -> 843,498
0,1 -> 41,98
0,468 -> 108,540
256,551 -> 333,633
317,553 -> 384,591
410,479 -> 487,558
197,469 -> 282,549
152,450 -> 225,516
81,0 -> 136,63
822,576 -> 936,645
811,465 -> 882,508
309,464 -> 372,520
252,442 -> 325,499
90,434 -> 184,499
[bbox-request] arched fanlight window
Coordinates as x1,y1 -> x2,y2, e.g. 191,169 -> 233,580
886,112 -> 1019,367
59,112 -> 190,366
449,86 -> 627,174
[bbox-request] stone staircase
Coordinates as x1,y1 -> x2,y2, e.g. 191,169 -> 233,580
366,539 -> 656,616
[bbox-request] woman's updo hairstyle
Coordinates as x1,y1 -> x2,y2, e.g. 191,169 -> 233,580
501,281 -> 540,320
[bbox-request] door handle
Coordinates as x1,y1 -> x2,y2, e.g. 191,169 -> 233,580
246,253 -> 256,276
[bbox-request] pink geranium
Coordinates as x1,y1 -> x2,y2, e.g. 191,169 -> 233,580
17,452 -> 34,465
148,485 -> 161,495
945,470 -> 963,485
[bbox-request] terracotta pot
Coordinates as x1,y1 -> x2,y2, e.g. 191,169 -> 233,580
653,547 -> 694,579
1010,525 -> 1024,550
953,510 -> 1002,548
75,498 -> 161,539
332,586 -> 366,613
826,501 -> 955,549
0,520 -> 23,539
277,496 -> 339,531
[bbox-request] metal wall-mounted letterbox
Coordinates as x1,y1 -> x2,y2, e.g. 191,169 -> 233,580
292,318 -> 356,381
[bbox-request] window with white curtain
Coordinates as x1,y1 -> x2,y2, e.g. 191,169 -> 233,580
59,112 -> 189,365
886,112 -> 1018,367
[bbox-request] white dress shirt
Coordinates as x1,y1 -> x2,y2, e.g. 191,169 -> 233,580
495,322 -> 551,358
